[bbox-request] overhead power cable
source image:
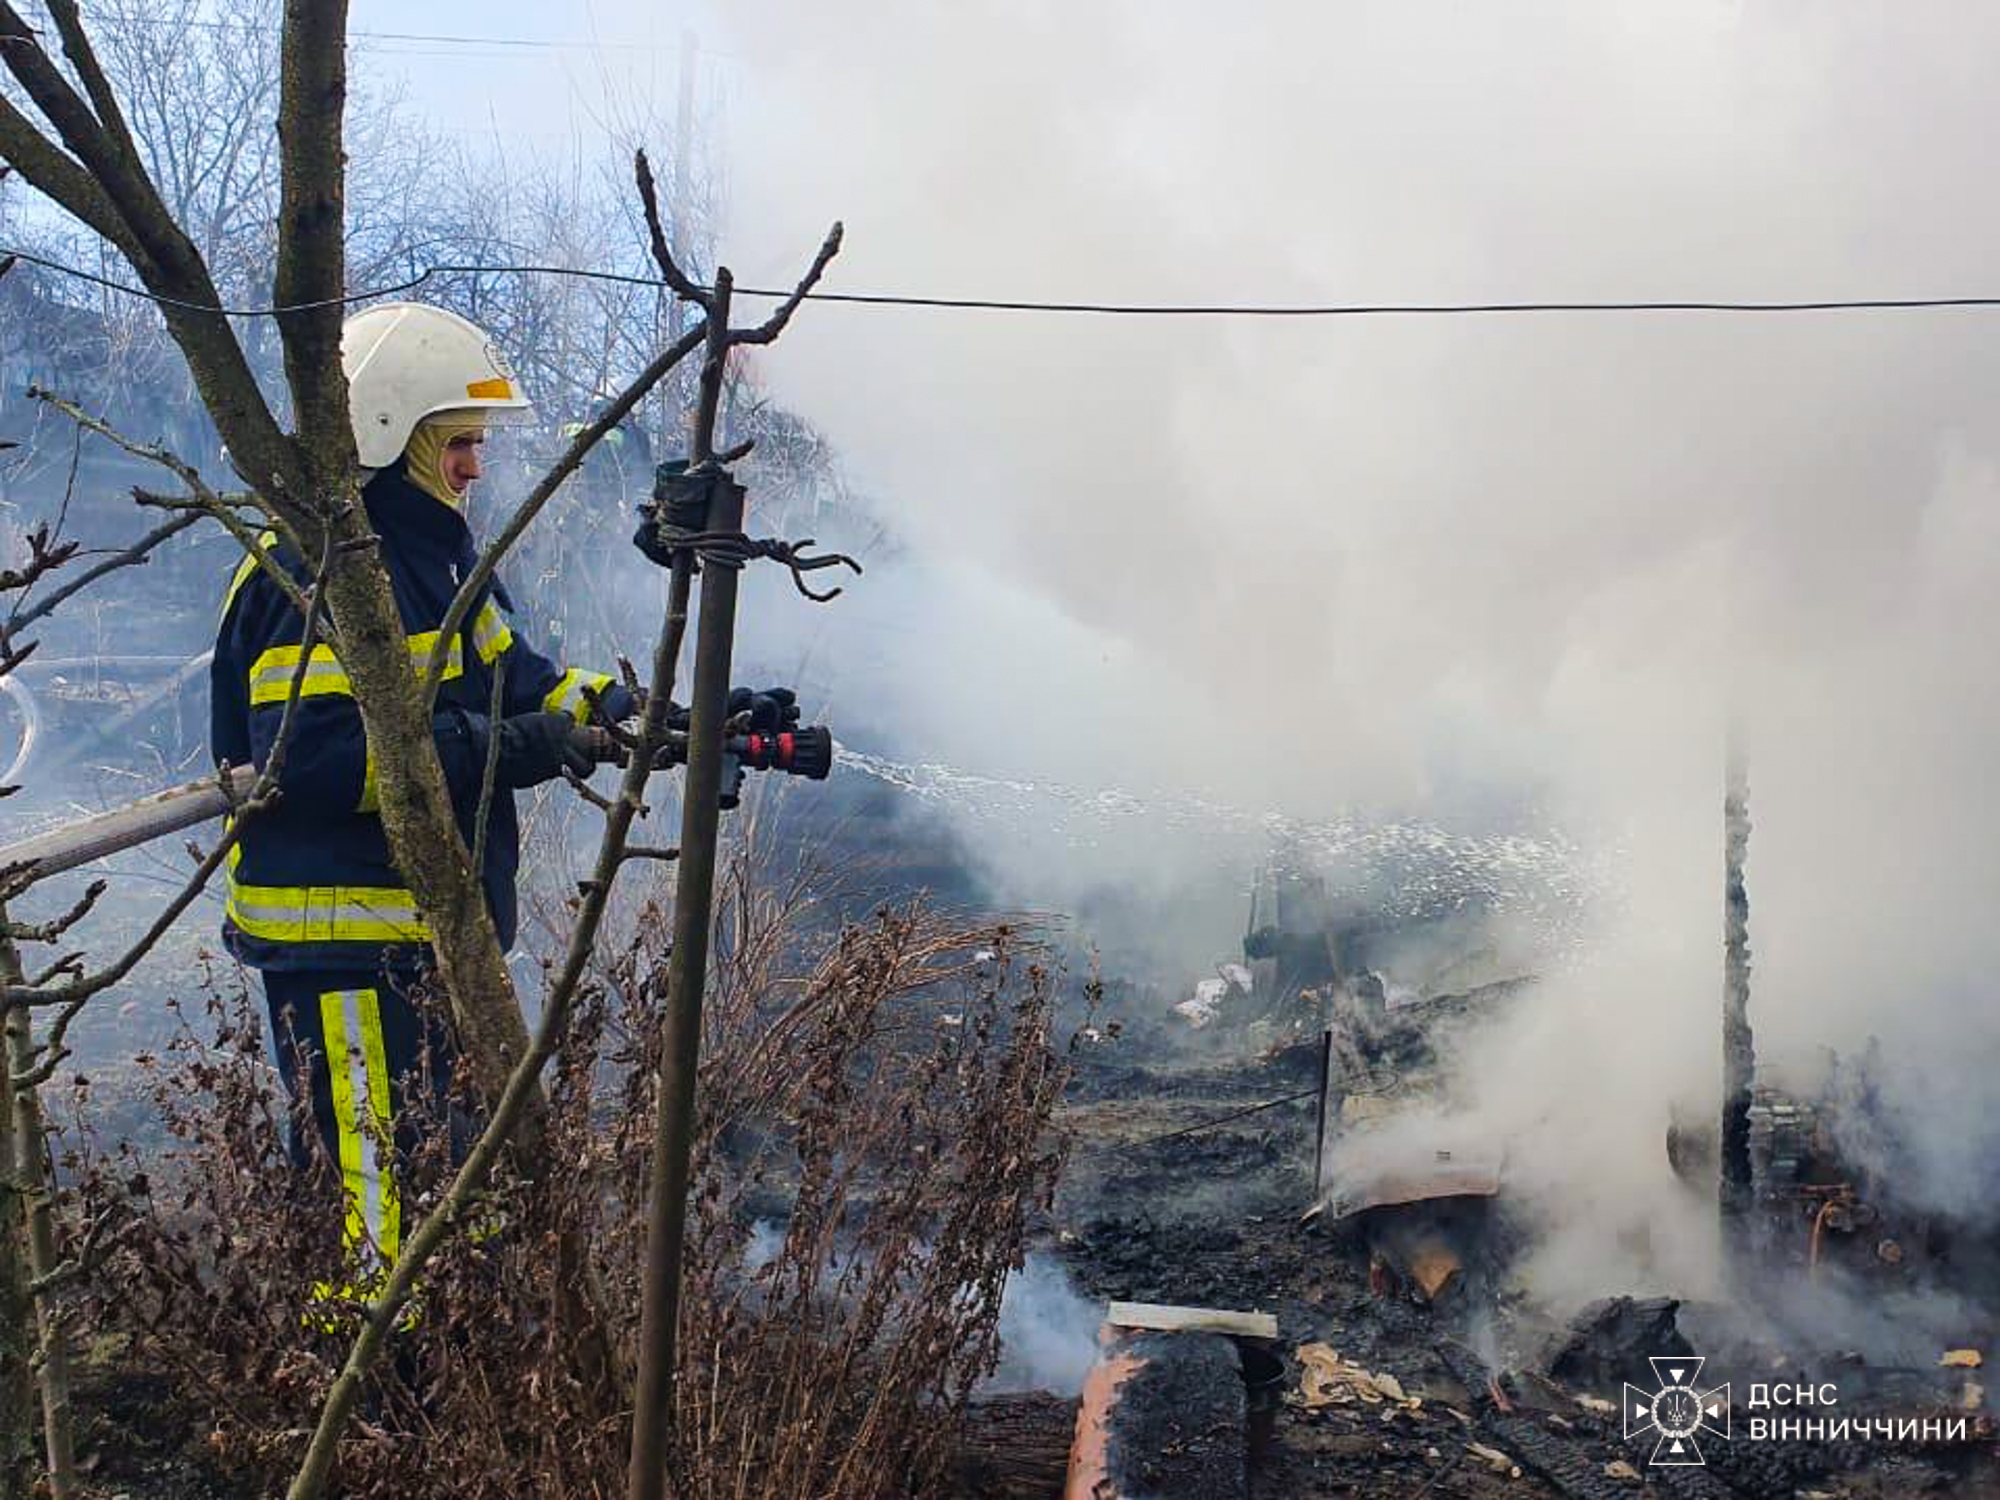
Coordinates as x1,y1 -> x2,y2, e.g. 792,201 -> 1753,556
52,11 -> 715,56
8,243 -> 2000,322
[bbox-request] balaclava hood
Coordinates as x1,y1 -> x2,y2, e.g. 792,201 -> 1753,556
400,414 -> 485,510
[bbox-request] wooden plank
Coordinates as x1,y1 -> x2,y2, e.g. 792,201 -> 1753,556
1104,1301 -> 1278,1340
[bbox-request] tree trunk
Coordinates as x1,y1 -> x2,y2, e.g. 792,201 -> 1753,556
0,925 -> 75,1498
0,991 -> 34,1499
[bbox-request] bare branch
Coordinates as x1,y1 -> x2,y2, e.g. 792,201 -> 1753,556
561,766 -> 618,814
732,222 -> 845,347
0,523 -> 80,594
26,385 -> 308,572
3,510 -> 203,638
43,1 -> 146,168
0,89 -> 132,250
132,490 -> 311,619
0,2 -> 156,241
29,385 -> 225,508
2,881 -> 105,944
0,5 -> 300,502
633,148 -> 708,304
25,1202 -> 131,1300
130,490 -> 265,517
19,387 -> 309,620
469,654 -> 505,876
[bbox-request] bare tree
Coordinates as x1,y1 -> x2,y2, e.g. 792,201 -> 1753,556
0,9 -> 848,1498
0,0 -> 677,1455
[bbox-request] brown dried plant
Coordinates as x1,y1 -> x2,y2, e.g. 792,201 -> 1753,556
61,832 -> 1072,1499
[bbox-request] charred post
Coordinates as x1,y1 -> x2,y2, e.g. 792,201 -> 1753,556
1720,739 -> 1756,1252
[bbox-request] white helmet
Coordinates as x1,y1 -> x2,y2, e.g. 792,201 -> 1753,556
341,302 -> 532,468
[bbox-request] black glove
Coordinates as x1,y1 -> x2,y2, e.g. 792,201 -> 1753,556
494,711 -> 597,788
725,686 -> 799,734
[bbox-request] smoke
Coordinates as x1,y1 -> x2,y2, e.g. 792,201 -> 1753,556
379,2 -> 2000,1310
984,1253 -> 1103,1396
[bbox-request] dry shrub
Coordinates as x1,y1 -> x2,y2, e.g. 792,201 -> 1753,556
63,842 -> 1072,1499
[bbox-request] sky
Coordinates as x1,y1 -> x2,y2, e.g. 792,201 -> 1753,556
32,0 -> 2000,1301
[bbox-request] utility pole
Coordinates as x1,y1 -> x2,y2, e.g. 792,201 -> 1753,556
628,272 -> 738,1500
621,177 -> 847,1496
1719,732 -> 1755,1255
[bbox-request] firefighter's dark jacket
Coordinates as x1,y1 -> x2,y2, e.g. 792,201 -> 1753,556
210,462 -> 634,972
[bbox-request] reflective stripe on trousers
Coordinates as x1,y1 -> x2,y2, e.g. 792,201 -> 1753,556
321,986 -> 401,1265
261,968 -> 459,1317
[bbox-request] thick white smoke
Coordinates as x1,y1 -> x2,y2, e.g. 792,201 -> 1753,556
377,1 -> 2000,1303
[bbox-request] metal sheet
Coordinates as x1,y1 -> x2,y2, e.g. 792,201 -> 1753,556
1311,1137 -> 1504,1222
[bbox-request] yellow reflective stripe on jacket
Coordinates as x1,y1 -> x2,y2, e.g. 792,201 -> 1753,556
224,846 -> 430,944
471,600 -> 513,664
220,530 -> 281,621
246,630 -> 463,707
247,642 -> 351,705
225,880 -> 430,943
543,666 -> 613,722
320,987 -> 401,1263
357,752 -> 379,814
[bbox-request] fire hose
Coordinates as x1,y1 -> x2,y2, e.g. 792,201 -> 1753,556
0,719 -> 833,891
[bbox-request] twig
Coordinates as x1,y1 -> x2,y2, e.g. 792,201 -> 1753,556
1083,1087 -> 1321,1154
1413,1447 -> 1467,1498
563,767 -> 617,813
26,387 -> 309,614
32,386 -> 224,502
1,881 -> 105,943
633,149 -> 709,305
732,222 -> 844,347
470,653 -> 506,876
0,522 -> 80,594
24,1202 -> 129,1299
3,510 -> 202,637
25,954 -> 79,988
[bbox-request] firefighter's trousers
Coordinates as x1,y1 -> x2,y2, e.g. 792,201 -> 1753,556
261,965 -> 459,1272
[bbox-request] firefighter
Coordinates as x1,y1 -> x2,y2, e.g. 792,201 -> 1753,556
209,302 -> 634,1292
